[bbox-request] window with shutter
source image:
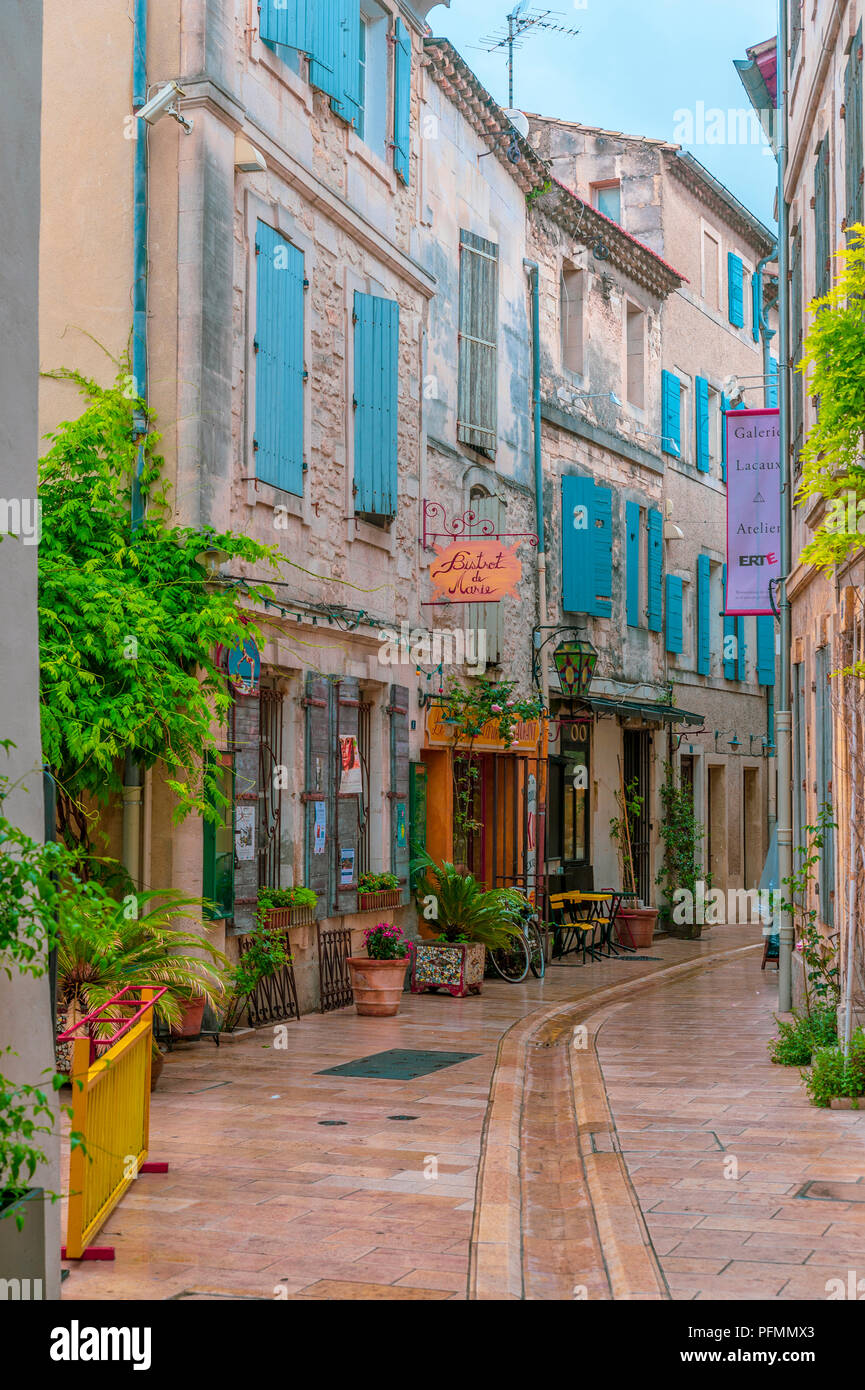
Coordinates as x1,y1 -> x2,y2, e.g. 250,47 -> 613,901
259,0 -> 308,52
727,252 -> 744,327
695,376 -> 710,472
647,508 -> 663,632
465,491 -> 504,663
254,221 -> 305,496
304,674 -> 333,905
353,290 -> 399,520
393,17 -> 411,184
330,1 -> 362,128
561,265 -> 584,376
389,685 -> 410,903
790,222 -> 804,471
845,24 -> 864,237
307,0 -> 343,100
736,616 -> 747,681
751,267 -> 762,343
722,563 -> 736,679
625,500 -> 640,628
458,231 -> 499,454
661,369 -> 681,456
815,646 -> 835,926
756,615 -> 775,685
767,358 -> 779,408
665,574 -> 683,653
335,676 -> 362,913
814,134 -> 830,298
561,476 -> 612,618
696,554 -> 711,676
792,662 -> 806,881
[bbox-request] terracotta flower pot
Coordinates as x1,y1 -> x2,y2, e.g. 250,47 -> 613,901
150,1048 -> 165,1092
616,907 -> 658,950
347,956 -> 409,1016
171,995 -> 206,1038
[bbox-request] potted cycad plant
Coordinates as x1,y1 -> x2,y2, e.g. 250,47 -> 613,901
409,852 -> 521,997
347,922 -> 412,1016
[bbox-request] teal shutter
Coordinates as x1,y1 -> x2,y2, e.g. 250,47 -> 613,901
814,134 -> 831,297
561,476 -> 611,617
661,369 -> 681,456
259,0 -> 308,49
815,646 -> 835,926
647,507 -> 663,631
736,616 -> 746,681
728,253 -> 744,326
751,267 -> 762,342
767,358 -> 778,408
722,563 -> 736,679
665,575 -> 683,653
353,291 -> 399,517
720,392 -> 729,481
756,615 -> 775,684
845,24 -> 864,236
625,500 -> 640,628
254,221 -> 305,495
330,1 -> 361,125
696,554 -> 711,675
307,0 -> 343,100
695,376 -> 710,472
393,18 -> 411,184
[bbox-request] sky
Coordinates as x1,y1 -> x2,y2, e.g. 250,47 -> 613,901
425,0 -> 778,229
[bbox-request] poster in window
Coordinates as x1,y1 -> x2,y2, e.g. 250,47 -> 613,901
313,800 -> 326,855
339,847 -> 355,886
395,802 -> 407,849
235,804 -> 256,862
339,735 -> 362,794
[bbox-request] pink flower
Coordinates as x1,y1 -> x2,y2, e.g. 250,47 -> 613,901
795,940 -> 804,953
491,703 -> 503,714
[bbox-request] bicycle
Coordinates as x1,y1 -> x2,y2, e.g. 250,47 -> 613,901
487,894 -> 546,983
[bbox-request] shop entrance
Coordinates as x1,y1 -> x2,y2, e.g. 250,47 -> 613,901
623,729 -> 652,903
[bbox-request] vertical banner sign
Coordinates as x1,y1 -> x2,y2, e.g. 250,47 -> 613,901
725,408 -> 781,615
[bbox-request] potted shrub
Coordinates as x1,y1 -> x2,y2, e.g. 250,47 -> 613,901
409,852 -> 522,997
610,775 -> 658,948
221,924 -> 291,1033
357,872 -> 402,912
347,922 -> 412,1017
256,885 -> 318,930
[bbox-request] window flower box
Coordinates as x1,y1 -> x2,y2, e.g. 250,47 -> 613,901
357,888 -> 403,912
260,904 -> 317,931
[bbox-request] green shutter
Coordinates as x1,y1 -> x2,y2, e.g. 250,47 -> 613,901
845,24 -> 864,236
203,753 -> 235,921
791,223 -> 804,466
722,563 -> 736,680
815,134 -> 831,298
661,369 -> 681,456
756,615 -> 775,685
696,554 -> 711,676
728,253 -> 744,326
695,376 -> 710,472
625,500 -> 640,628
393,18 -> 411,184
458,231 -> 499,453
591,486 -> 613,619
353,290 -> 399,517
254,221 -> 305,495
665,574 -> 683,653
647,507 -> 663,632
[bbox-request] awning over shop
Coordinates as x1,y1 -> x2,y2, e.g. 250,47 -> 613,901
578,696 -> 704,726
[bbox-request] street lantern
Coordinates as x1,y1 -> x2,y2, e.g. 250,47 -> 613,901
553,638 -> 597,698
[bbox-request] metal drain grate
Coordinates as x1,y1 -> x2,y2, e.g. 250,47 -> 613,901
796,1179 -> 865,1202
317,1049 -> 479,1080
318,1119 -> 348,1126
388,1114 -> 419,1121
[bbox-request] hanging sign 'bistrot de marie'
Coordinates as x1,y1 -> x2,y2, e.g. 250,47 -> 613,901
725,408 -> 781,616
429,538 -> 522,603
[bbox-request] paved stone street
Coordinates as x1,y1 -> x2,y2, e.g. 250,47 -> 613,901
59,927 -> 865,1301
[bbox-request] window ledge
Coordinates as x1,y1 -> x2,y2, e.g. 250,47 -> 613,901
246,476 -> 309,526
351,515 -> 396,553
347,128 -> 396,192
252,36 -> 314,113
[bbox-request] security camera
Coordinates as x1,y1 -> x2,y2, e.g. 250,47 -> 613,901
134,82 -> 194,133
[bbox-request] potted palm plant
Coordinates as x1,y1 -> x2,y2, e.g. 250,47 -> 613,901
409,852 -> 522,997
347,922 -> 412,1016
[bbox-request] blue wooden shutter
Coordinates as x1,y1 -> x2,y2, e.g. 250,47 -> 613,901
254,221 -> 305,495
751,268 -> 762,342
767,358 -> 778,408
393,18 -> 411,184
562,475 -> 594,613
696,554 -> 711,675
728,252 -> 744,326
353,291 -> 399,517
259,0 -> 308,49
331,0 -> 361,125
647,507 -> 663,631
736,616 -> 746,681
307,0 -> 343,100
625,500 -> 640,628
695,376 -> 710,472
722,563 -> 736,679
661,369 -> 681,456
562,477 -> 611,617
756,615 -> 775,684
665,575 -> 683,653
720,392 -> 729,481
815,646 -> 835,926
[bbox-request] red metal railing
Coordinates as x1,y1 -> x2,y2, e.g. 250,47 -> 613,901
58,986 -> 168,1065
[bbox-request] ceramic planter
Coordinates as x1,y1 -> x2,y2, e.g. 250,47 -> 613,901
616,907 -> 658,950
171,995 -> 206,1038
347,956 -> 409,1016
357,888 -> 402,912
411,941 -> 485,998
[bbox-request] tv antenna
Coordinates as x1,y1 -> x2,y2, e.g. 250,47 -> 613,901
477,3 -> 581,109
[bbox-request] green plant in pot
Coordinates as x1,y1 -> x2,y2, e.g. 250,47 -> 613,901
408,850 -> 521,997
357,872 -> 401,909
222,925 -> 291,1033
610,773 -> 657,948
347,922 -> 412,1017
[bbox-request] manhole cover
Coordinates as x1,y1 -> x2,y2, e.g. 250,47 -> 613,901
318,1120 -> 348,1126
797,1179 -> 865,1202
317,1049 -> 479,1080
